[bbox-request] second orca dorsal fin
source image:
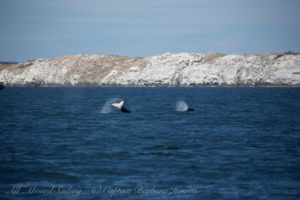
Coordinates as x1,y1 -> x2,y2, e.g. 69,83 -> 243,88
112,100 -> 124,109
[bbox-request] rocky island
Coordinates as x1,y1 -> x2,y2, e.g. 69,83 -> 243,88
0,52 -> 300,86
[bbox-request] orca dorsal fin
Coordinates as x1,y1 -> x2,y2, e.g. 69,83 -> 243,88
112,100 -> 124,109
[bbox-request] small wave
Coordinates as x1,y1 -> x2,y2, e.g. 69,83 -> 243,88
176,100 -> 188,111
100,98 -> 122,113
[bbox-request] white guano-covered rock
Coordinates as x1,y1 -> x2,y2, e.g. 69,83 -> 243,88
0,52 -> 299,86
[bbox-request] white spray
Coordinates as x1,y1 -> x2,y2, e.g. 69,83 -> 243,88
100,98 -> 123,113
176,100 -> 188,111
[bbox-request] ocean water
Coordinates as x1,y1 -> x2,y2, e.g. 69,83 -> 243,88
0,87 -> 300,200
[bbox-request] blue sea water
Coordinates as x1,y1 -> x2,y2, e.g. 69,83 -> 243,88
0,87 -> 300,200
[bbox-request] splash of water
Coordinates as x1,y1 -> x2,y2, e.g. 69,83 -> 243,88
176,100 -> 188,111
100,98 -> 122,113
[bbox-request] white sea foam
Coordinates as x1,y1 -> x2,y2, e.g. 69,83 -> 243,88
176,100 -> 188,111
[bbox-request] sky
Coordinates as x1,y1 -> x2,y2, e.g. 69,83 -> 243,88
1,0 -> 300,62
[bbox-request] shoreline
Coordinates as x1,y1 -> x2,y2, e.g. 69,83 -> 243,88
3,84 -> 300,88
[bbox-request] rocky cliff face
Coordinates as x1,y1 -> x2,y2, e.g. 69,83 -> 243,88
1,53 -> 300,86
